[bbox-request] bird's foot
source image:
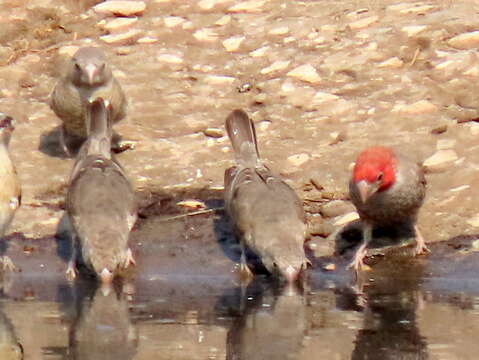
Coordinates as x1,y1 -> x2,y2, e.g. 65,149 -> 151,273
414,226 -> 430,256
414,242 -> 430,256
59,127 -> 73,157
347,246 -> 371,279
112,140 -> 136,153
122,248 -> 136,269
66,260 -> 77,281
1,256 -> 17,272
239,260 -> 253,283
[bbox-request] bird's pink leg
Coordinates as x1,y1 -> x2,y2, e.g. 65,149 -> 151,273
348,223 -> 372,276
59,126 -> 72,157
414,225 -> 430,255
239,242 -> 253,280
1,256 -> 16,272
122,248 -> 136,269
66,260 -> 77,281
66,246 -> 77,281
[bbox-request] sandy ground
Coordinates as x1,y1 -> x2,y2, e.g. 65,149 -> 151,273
1,0 -> 479,359
0,0 -> 478,248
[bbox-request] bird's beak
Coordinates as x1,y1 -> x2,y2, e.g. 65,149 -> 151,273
100,268 -> 114,284
356,180 -> 372,203
283,265 -> 300,283
85,64 -> 98,85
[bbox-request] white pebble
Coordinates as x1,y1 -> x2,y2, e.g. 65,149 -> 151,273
348,16 -> 378,30
222,36 -> 245,52
448,31 -> 479,50
228,0 -> 265,13
193,28 -> 219,42
287,153 -> 310,167
287,64 -> 321,84
423,150 -> 458,172
164,16 -> 185,28
93,1 -> 146,16
260,60 -> 290,74
100,29 -> 143,45
334,212 -> 359,226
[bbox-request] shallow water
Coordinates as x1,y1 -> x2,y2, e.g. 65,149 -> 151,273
3,262 -> 479,360
2,204 -> 479,360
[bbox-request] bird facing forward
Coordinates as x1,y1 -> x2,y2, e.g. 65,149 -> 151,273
348,146 -> 429,274
0,114 -> 21,272
224,109 -> 308,283
50,47 -> 127,155
66,98 -> 136,284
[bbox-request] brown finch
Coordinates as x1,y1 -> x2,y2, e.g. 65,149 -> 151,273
50,47 -> 127,155
66,98 -> 136,284
224,109 -> 308,283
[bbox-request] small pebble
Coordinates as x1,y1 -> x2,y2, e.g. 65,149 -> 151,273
203,128 -> 224,138
448,31 -> 479,50
260,60 -> 290,74
176,200 -> 206,209
467,216 -> 479,228
348,16 -> 378,30
157,53 -> 183,64
333,212 -> 359,226
393,100 -> 438,115
204,75 -> 235,85
402,25 -> 427,37
228,0 -> 265,13
222,36 -> 245,52
193,28 -> 219,42
164,16 -> 186,28
101,17 -> 138,32
436,139 -> 456,150
287,64 -> 321,84
287,153 -> 310,167
423,149 -> 458,172
93,1 -> 146,16
100,29 -> 143,45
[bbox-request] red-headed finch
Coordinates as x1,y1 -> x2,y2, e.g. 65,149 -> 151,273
66,98 -> 136,284
224,109 -> 308,283
348,146 -> 429,273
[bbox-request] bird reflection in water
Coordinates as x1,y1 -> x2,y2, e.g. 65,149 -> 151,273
69,281 -> 137,360
226,280 -> 308,360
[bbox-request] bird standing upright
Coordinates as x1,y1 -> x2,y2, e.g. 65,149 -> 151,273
348,146 -> 429,274
0,114 -> 21,271
224,109 -> 308,283
66,98 -> 137,284
50,47 -> 127,155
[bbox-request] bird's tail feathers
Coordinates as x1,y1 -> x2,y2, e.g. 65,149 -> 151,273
85,97 -> 112,157
225,109 -> 259,167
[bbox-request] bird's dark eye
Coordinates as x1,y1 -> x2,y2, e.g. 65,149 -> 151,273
376,173 -> 383,182
74,63 -> 81,71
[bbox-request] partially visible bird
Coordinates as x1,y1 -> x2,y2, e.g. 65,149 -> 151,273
50,47 -> 128,155
224,109 -> 308,283
0,114 -> 21,272
0,311 -> 23,360
348,146 -> 429,274
66,98 -> 137,284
